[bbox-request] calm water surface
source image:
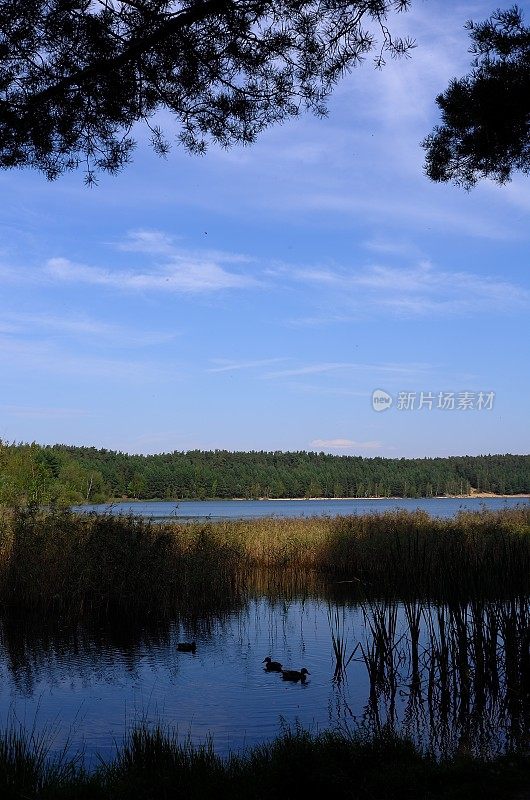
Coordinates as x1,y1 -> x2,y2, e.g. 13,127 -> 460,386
0,594 -> 527,763
4,498 -> 527,763
76,496 -> 529,521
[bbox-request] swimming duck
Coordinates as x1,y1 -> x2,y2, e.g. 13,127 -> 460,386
263,657 -> 282,672
281,668 -> 310,682
177,642 -> 197,653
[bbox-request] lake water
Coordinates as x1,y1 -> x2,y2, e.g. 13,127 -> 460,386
75,496 -> 529,521
0,593 -> 527,764
2,499 -> 527,764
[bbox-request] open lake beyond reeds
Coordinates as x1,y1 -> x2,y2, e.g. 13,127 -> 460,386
75,495 -> 529,521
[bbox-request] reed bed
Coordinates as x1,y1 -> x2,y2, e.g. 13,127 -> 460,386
0,506 -> 528,616
328,604 -> 359,683
355,598 -> 530,756
0,722 -> 528,800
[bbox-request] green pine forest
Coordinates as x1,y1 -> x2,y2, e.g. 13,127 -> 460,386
0,442 -> 528,505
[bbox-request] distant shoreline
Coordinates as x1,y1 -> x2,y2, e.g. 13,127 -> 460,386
97,493 -> 530,504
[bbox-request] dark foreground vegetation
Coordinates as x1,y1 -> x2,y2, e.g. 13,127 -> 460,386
1,442 -> 529,504
0,507 -> 528,616
0,724 -> 528,800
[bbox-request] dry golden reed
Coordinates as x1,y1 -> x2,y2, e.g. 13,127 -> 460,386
0,506 -> 527,615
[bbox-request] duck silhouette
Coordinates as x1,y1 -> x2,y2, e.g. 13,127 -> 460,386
176,642 -> 197,653
263,657 -> 282,672
281,668 -> 310,682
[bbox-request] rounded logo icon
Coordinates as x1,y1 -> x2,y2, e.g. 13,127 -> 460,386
372,389 -> 393,412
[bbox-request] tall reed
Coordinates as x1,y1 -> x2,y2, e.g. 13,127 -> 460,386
354,597 -> 530,756
327,604 -> 358,683
0,506 -> 528,617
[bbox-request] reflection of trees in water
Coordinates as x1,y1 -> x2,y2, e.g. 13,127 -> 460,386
0,617 -> 168,695
0,603 -> 245,696
354,598 -> 529,757
0,576 -> 306,697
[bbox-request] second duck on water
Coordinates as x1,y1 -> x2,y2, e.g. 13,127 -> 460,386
177,642 -> 197,653
281,668 -> 310,682
263,657 -> 282,672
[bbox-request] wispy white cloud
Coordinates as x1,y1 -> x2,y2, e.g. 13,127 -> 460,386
265,362 -> 432,379
0,262 -> 30,284
284,383 -> 370,398
279,190 -> 518,240
363,238 -> 423,258
0,405 -> 91,419
118,229 -> 177,255
0,335 -> 175,382
122,431 -> 202,454
46,251 -> 255,293
0,311 -> 178,346
1,230 -> 258,293
5,226 -> 526,321
291,260 -> 530,317
310,438 -> 382,450
208,357 -> 288,373
0,320 -> 20,334
119,229 -> 254,265
265,362 -> 347,379
2,228 -> 256,294
284,314 -> 355,328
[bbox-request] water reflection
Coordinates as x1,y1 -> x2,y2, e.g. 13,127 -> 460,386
352,598 -> 529,756
0,592 -> 527,760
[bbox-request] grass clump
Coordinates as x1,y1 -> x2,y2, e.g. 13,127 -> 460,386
0,724 -> 528,800
0,724 -> 95,800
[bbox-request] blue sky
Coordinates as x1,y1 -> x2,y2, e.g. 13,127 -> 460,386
1,0 -> 529,457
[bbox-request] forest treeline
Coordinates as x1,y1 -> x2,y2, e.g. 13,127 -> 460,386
0,442 -> 528,505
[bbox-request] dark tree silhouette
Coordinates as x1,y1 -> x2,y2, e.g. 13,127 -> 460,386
0,0 -> 412,183
423,5 -> 530,188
